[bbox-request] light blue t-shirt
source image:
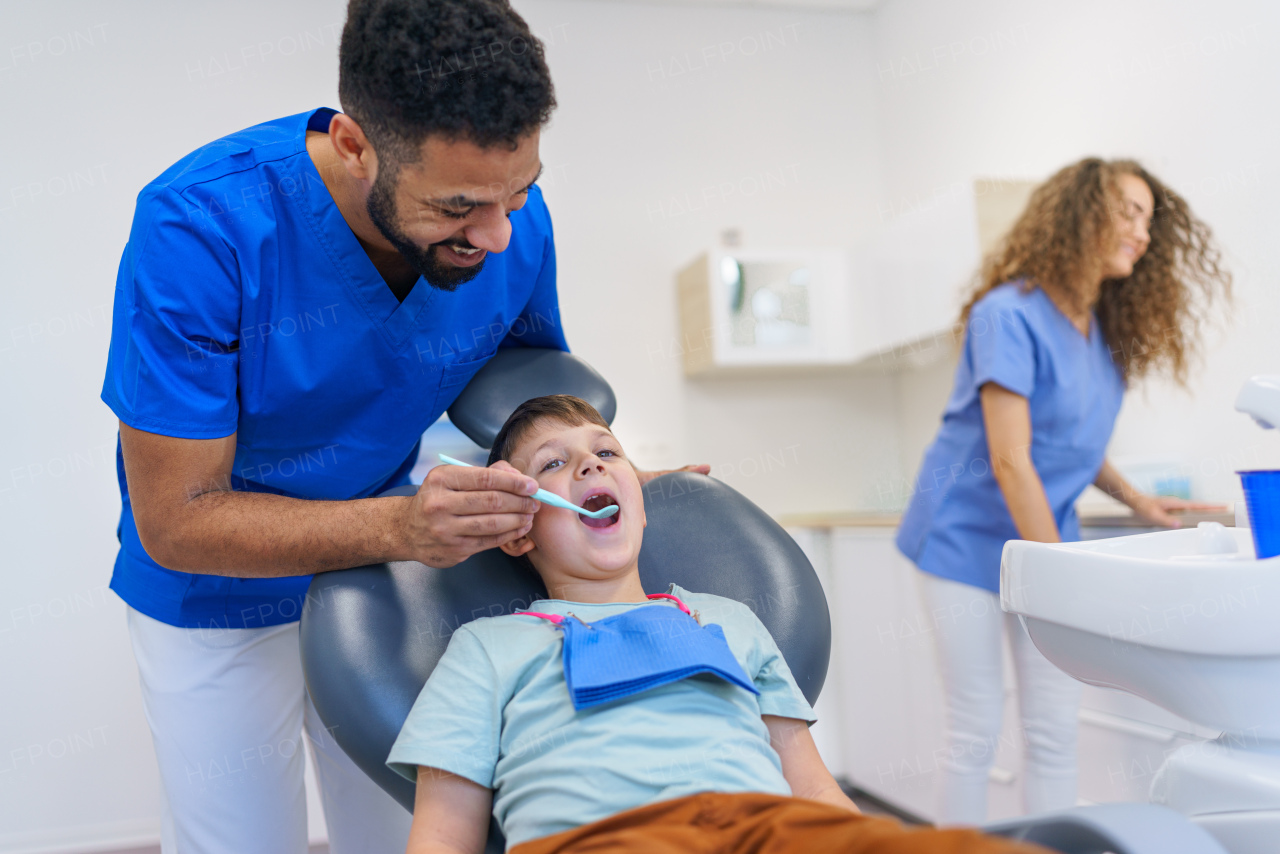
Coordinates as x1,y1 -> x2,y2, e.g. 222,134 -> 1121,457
896,282 -> 1125,592
387,584 -> 816,849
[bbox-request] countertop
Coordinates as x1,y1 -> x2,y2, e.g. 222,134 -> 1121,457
776,507 -> 1236,530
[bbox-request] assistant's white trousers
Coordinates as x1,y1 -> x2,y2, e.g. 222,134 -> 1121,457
917,573 -> 1082,825
126,606 -> 412,854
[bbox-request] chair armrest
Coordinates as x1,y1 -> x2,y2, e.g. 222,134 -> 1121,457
983,804 -> 1227,854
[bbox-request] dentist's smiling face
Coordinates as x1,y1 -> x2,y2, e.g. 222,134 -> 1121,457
1101,172 -> 1154,280
499,421 -> 647,587
367,130 -> 543,290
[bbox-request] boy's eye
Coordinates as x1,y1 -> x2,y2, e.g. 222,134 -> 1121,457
540,458 -> 563,472
597,449 -> 617,459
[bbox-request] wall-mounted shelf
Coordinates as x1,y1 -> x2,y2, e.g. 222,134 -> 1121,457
676,248 -> 850,377
674,178 -> 1038,379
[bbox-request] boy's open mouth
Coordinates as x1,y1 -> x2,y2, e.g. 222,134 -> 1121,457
580,491 -> 620,529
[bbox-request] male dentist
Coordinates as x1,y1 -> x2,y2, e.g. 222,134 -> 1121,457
101,1 -> 700,851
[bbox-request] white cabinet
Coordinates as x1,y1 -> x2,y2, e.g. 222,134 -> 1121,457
676,249 -> 851,376
794,524 -> 1209,824
807,527 -> 1026,823
848,179 -> 1038,369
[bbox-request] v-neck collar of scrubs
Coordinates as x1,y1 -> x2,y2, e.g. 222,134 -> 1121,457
1034,284 -> 1095,342
294,107 -> 436,350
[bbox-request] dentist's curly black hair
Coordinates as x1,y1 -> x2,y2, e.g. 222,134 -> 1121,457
339,0 -> 555,163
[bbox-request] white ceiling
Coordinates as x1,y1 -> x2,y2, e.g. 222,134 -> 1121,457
602,0 -> 886,13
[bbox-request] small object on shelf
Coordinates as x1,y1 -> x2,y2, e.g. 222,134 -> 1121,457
675,249 -> 850,376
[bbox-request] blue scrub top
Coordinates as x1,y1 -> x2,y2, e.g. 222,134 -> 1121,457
102,108 -> 568,630
895,282 -> 1125,593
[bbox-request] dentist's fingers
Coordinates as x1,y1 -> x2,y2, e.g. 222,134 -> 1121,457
403,463 -> 539,567
449,513 -> 535,537
434,460 -> 539,496
447,489 -> 540,516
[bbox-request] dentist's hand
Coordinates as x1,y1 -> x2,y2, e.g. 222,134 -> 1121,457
1131,494 -> 1228,529
403,460 -> 540,567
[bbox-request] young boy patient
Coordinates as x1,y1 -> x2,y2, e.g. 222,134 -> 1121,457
388,395 -> 1047,854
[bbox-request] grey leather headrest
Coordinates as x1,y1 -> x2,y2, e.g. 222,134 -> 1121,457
448,348 -> 617,448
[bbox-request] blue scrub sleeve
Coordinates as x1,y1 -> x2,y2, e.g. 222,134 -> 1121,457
501,188 -> 569,352
387,626 -> 502,788
102,186 -> 241,439
966,292 -> 1036,399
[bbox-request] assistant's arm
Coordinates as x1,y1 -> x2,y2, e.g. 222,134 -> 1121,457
406,766 -> 492,854
980,382 -> 1061,543
1092,459 -> 1142,507
120,422 -> 540,576
764,715 -> 860,813
1093,458 -> 1226,527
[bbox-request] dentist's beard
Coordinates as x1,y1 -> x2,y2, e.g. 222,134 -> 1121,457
365,168 -> 486,292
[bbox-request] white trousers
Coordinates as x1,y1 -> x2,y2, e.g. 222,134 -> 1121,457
126,606 -> 412,854
918,573 -> 1082,825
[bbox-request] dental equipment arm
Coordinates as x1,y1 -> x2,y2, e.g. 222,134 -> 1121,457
985,804 -> 1228,854
980,383 -> 1062,543
1235,375 -> 1280,429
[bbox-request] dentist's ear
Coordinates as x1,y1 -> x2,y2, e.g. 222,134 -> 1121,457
500,532 -> 537,558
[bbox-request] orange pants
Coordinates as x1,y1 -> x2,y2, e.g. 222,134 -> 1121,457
510,792 -> 1051,854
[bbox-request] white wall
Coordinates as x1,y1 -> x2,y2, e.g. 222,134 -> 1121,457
525,0 -> 900,515
870,0 -> 1280,499
6,0 -> 1279,847
2,2 -> 351,849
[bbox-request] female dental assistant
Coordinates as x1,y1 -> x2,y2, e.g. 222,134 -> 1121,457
895,158 -> 1230,824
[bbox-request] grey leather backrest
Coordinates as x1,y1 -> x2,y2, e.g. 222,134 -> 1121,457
299,347 -> 830,851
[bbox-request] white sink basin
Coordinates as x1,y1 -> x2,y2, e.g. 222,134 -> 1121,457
1001,525 -> 1280,740
1002,524 -> 1280,852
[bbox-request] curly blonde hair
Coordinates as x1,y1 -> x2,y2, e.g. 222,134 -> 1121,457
961,158 -> 1230,383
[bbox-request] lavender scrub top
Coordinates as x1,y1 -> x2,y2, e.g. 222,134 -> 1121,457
895,282 -> 1125,593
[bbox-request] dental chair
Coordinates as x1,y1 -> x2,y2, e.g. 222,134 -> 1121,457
299,348 -> 1228,854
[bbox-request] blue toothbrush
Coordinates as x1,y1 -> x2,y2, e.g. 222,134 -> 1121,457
436,454 -> 620,518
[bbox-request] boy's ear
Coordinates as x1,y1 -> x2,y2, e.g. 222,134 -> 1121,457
500,533 -> 536,559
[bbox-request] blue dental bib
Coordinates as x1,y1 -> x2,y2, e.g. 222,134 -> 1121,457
521,595 -> 760,711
